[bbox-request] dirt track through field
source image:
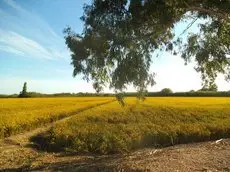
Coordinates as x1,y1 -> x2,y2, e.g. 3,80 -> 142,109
0,99 -> 230,171
0,99 -> 115,147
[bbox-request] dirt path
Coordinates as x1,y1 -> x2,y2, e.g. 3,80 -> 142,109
0,135 -> 229,172
0,100 -> 229,171
0,100 -> 115,147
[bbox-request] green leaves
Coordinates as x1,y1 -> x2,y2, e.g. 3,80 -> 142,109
181,18 -> 230,89
64,0 -> 230,96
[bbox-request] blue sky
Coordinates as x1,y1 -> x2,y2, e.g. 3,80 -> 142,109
0,0 -> 229,94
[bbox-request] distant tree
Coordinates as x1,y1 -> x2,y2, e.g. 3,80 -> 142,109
160,88 -> 173,95
19,82 -> 28,98
22,82 -> 27,94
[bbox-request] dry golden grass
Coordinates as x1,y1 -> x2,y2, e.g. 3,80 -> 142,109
32,97 -> 230,154
0,97 -> 114,138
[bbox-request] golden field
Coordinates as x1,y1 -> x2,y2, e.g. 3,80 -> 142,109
30,97 -> 230,154
0,97 -> 114,138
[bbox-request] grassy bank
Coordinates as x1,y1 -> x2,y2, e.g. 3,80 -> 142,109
31,97 -> 230,154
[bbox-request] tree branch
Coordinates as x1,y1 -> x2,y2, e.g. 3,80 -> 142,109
187,6 -> 230,22
178,17 -> 198,37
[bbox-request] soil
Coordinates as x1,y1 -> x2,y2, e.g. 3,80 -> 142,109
0,108 -> 229,172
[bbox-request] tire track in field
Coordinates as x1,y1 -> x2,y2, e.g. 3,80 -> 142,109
0,99 -> 116,147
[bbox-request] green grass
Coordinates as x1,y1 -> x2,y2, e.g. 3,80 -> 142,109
31,97 -> 230,154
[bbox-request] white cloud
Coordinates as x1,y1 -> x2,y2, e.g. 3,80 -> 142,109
0,0 -> 69,60
3,0 -> 60,39
0,30 -> 59,60
0,45 -> 24,56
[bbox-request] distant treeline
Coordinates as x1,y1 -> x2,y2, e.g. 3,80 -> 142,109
0,94 -> 18,98
0,92 -> 114,98
1,91 -> 230,98
125,91 -> 230,97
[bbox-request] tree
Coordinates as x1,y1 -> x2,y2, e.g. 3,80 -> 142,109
19,82 -> 28,98
64,0 -> 230,100
22,82 -> 27,95
199,83 -> 218,91
160,88 -> 173,95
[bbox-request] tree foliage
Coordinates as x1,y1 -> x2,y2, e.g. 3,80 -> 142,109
199,83 -> 218,91
19,82 -> 28,98
64,0 -> 230,100
161,88 -> 173,95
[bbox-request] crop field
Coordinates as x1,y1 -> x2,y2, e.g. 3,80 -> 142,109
30,97 -> 230,154
0,97 -> 114,138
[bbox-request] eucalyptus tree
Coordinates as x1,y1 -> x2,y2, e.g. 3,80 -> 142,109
64,0 -> 230,101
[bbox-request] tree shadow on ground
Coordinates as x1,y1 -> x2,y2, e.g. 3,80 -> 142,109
0,151 -> 137,172
0,133 -> 132,172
